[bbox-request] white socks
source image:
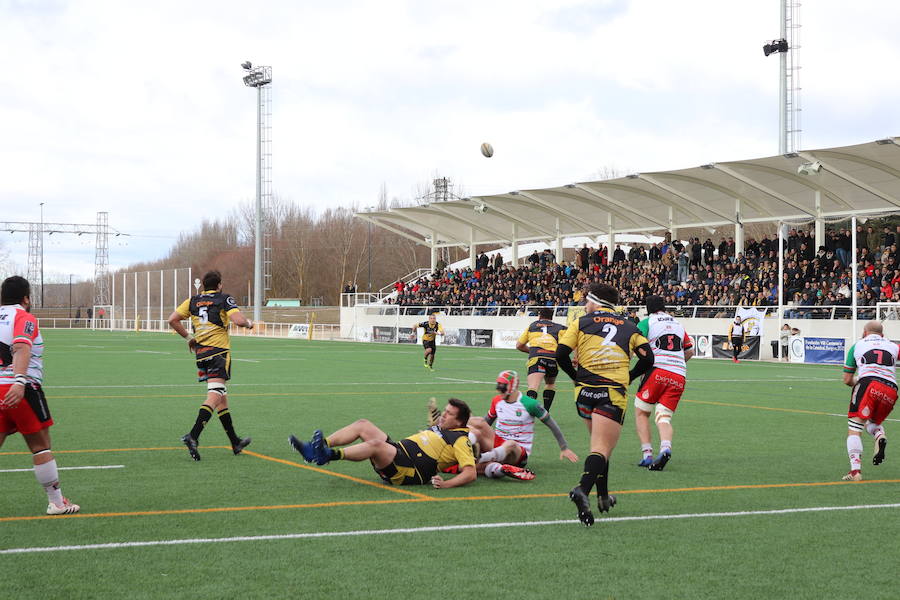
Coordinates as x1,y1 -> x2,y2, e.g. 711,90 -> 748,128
640,443 -> 652,458
660,440 -> 672,454
484,462 -> 504,478
847,435 -> 863,472
34,458 -> 64,506
866,423 -> 886,442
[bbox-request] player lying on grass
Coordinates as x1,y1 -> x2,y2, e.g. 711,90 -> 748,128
431,371 -> 578,481
841,320 -> 897,482
289,398 -> 476,489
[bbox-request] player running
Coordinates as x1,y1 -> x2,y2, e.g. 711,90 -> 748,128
557,282 -> 654,527
516,307 -> 565,410
168,270 -> 254,461
633,295 -> 694,471
466,370 -> 578,479
841,321 -> 897,481
0,276 -> 79,515
289,399 -> 476,489
417,313 -> 444,370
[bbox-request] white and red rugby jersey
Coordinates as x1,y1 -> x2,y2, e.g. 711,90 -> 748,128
0,304 -> 44,385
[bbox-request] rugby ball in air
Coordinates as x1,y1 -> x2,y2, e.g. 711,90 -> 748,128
480,142 -> 494,158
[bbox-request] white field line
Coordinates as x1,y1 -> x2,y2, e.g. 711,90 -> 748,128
436,377 -> 492,384
45,382 -> 485,389
3,503 -> 898,555
133,350 -> 171,355
0,465 -> 125,474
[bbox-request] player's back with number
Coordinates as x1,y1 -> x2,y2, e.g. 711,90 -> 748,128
639,313 -> 691,378
849,336 -> 899,384
561,311 -> 645,389
175,291 -> 238,350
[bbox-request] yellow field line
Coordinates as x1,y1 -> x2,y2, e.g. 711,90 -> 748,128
242,450 -> 435,501
0,446 -> 231,456
682,398 -> 834,416
2,478 -> 897,523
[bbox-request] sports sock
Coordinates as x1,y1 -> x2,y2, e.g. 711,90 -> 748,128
866,423 -> 886,441
484,462 -> 504,478
641,443 -> 653,459
579,452 -> 607,495
542,389 -> 556,411
189,404 -> 214,440
33,458 -> 64,506
218,408 -> 242,445
526,389 -> 538,400
660,440 -> 672,454
329,448 -> 345,460
847,435 -> 863,472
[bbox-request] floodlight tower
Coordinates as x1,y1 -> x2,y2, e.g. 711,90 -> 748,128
764,0 -> 801,154
241,61 -> 273,323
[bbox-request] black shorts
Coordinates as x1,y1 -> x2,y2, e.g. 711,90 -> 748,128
373,439 -> 438,485
527,356 -> 558,379
195,346 -> 231,382
423,340 -> 437,353
730,336 -> 744,349
575,385 -> 627,425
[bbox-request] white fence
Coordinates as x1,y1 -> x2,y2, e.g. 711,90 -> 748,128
37,318 -> 344,341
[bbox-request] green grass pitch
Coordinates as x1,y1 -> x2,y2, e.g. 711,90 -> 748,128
1,330 -> 897,599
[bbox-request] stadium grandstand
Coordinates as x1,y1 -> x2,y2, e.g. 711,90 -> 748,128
346,137 -> 900,361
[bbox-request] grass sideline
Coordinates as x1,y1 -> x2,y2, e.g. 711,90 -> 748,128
0,330 -> 897,598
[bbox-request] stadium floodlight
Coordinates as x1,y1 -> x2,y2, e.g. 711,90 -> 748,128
797,161 -> 822,175
763,38 -> 789,57
474,203 -> 488,214
241,61 -> 272,323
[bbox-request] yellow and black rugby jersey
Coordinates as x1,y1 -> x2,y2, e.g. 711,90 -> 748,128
403,428 -> 475,472
558,308 -> 649,389
418,321 -> 444,342
566,302 -> 586,329
175,290 -> 241,349
518,319 -> 566,358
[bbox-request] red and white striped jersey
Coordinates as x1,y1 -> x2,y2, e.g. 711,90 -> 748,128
844,334 -> 898,385
637,312 -> 692,378
487,392 -> 545,455
0,304 -> 44,385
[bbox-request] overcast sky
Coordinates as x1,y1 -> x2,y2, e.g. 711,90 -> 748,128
1,0 -> 899,281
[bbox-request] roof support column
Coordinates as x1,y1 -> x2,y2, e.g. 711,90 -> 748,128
511,223 -> 519,266
814,190 -> 825,250
469,227 -> 476,270
734,198 -> 744,257
668,207 -> 677,241
607,214 -> 615,258
555,218 -> 562,264
429,231 -> 437,272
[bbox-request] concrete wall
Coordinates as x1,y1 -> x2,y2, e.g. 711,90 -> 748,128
341,305 -> 900,359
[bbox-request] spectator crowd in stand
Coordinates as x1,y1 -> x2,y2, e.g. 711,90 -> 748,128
384,224 -> 900,317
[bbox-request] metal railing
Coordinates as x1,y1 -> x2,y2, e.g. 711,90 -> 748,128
378,268 -> 432,295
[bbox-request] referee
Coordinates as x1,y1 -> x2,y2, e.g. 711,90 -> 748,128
729,316 -> 745,364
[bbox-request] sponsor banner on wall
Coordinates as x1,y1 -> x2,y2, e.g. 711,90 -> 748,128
692,334 -> 713,358
804,337 -> 844,364
288,324 -> 310,339
372,326 -> 397,343
493,330 -> 521,350
789,335 -> 805,362
711,334 -> 761,360
397,327 -> 417,344
440,328 -> 459,346
457,328 -> 493,347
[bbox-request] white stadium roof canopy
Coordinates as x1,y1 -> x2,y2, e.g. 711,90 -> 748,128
356,137 -> 900,248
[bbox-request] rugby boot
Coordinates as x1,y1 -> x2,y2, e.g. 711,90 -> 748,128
500,464 -> 535,481
597,494 -> 617,513
232,437 -> 252,455
873,437 -> 887,466
637,456 -> 653,468
841,470 -> 862,482
648,450 -> 671,471
569,486 -> 594,527
311,429 -> 332,465
288,435 -> 316,463
46,497 -> 80,516
181,434 -> 201,461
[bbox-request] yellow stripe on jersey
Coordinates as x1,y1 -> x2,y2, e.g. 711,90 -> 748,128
418,321 -> 443,342
518,319 -> 565,358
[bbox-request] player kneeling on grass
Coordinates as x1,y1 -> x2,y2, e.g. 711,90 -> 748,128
0,276 -> 79,515
841,321 -> 897,482
464,370 -> 578,480
633,295 -> 694,471
289,398 -> 476,489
